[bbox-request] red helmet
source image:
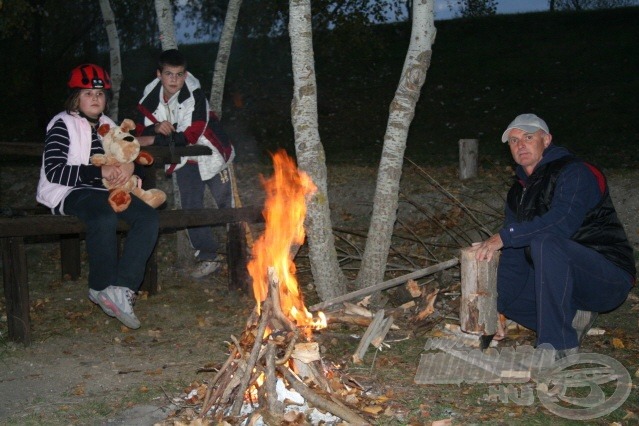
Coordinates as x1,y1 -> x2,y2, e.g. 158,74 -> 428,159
68,64 -> 112,90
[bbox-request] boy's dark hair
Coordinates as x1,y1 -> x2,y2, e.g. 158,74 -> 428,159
158,49 -> 187,72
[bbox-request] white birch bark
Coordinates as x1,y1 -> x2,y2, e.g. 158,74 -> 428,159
209,0 -> 243,117
153,0 -> 187,263
289,0 -> 347,301
155,0 -> 178,51
356,0 -> 436,290
98,0 -> 122,122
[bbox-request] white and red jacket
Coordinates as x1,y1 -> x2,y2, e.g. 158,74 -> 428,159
134,73 -> 234,180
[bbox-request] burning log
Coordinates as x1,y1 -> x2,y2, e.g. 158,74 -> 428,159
194,151 -> 373,425
196,278 -> 370,424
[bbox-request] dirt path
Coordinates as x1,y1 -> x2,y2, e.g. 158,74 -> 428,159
1,163 -> 638,425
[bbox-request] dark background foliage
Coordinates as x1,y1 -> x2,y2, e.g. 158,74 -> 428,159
1,4 -> 638,167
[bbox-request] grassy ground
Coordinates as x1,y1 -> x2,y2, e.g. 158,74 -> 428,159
1,164 -> 637,425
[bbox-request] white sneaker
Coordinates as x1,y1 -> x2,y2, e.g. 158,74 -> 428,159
191,255 -> 224,279
96,286 -> 141,329
89,288 -> 115,317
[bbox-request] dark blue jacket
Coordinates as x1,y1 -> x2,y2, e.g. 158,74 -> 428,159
499,144 -> 636,279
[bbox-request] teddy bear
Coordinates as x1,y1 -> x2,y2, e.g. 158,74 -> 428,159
90,119 -> 167,213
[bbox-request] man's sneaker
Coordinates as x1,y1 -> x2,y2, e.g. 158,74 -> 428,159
96,286 -> 140,329
191,255 -> 224,279
573,310 -> 598,345
89,288 -> 115,317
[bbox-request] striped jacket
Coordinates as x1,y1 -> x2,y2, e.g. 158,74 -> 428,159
36,112 -> 115,213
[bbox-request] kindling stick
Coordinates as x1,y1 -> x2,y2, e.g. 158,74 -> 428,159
309,257 -> 459,312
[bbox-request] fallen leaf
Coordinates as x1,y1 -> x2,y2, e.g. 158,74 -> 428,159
196,314 -> 207,327
622,411 -> 638,421
432,419 -> 452,426
148,329 -> 162,338
363,405 -> 384,414
145,368 -> 163,376
612,337 -> 625,349
72,383 -> 85,396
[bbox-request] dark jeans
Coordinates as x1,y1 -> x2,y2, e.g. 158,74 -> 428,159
63,189 -> 159,291
497,234 -> 633,350
175,163 -> 233,261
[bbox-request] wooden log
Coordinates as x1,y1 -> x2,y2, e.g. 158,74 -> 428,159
277,366 -> 369,426
0,206 -> 263,238
352,309 -> 386,363
459,138 -> 479,180
309,258 -> 459,312
60,235 -> 81,280
1,237 -> 30,345
227,222 -> 251,294
459,246 -> 499,335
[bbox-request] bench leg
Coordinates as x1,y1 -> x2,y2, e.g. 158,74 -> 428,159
60,235 -> 81,280
227,222 -> 250,294
1,237 -> 31,345
140,246 -> 159,295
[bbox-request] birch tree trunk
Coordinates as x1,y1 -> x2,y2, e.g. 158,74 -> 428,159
98,0 -> 122,122
153,0 -> 188,264
155,0 -> 178,51
209,0 -> 243,117
289,0 -> 347,301
355,0 -> 436,290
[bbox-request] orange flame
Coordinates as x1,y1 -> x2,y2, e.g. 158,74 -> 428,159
247,150 -> 326,335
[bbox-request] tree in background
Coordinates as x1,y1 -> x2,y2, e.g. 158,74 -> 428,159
155,0 -> 177,50
447,0 -> 498,18
98,0 -> 123,121
549,0 -> 638,10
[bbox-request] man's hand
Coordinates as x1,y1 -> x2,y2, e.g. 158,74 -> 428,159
470,233 -> 504,262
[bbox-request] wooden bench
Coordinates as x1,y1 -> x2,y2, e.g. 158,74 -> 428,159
1,142 -> 263,345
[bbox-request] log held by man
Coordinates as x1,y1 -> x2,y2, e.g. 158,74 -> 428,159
460,246 -> 499,335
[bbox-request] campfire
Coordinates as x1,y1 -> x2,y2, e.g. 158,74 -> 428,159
192,150 -> 370,425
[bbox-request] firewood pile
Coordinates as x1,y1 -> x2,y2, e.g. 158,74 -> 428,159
161,268 -> 385,425
158,264 -> 468,426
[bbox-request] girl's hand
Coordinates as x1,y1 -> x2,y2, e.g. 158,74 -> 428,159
102,163 -> 134,186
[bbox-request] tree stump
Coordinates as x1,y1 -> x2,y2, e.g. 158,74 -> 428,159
459,246 -> 499,335
458,139 -> 478,180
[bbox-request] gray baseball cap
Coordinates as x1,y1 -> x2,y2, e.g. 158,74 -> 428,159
501,113 -> 550,142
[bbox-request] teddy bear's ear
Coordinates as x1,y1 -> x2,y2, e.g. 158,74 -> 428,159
98,123 -> 111,136
120,119 -> 136,133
